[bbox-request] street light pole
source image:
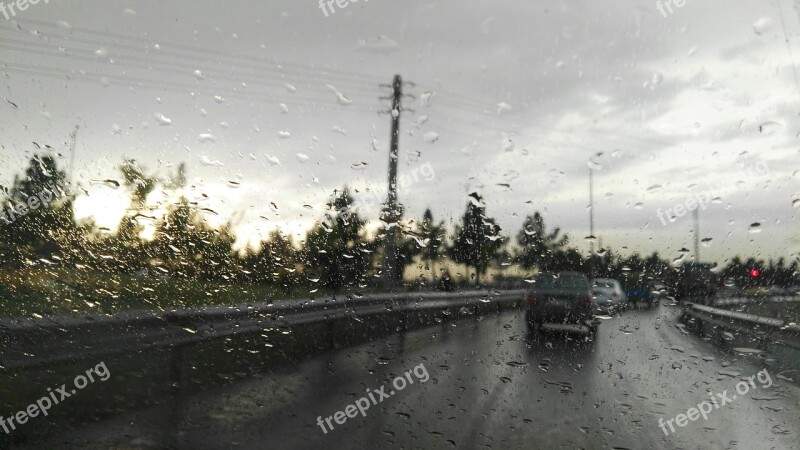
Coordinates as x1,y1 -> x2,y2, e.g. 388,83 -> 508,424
589,167 -> 595,277
694,207 -> 700,263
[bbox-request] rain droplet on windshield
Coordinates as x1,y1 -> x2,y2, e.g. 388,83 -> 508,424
154,113 -> 172,126
759,121 -> 781,135
423,131 -> 439,144
753,17 -> 774,35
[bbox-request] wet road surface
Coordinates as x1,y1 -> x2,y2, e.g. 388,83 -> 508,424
34,303 -> 800,449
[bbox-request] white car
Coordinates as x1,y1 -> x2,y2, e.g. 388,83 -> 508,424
591,278 -> 627,314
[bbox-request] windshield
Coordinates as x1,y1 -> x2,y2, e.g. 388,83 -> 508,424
1,1 -> 798,449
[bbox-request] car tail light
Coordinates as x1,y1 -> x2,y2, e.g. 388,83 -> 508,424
526,295 -> 537,305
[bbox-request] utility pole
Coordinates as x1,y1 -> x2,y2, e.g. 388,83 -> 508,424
380,75 -> 404,288
693,207 -> 700,263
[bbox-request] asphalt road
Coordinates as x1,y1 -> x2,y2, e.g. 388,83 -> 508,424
33,302 -> 800,449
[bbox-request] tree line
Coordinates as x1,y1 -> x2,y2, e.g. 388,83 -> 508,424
0,155 -> 796,294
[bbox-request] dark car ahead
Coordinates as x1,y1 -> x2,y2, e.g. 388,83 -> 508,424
625,284 -> 659,308
524,271 -> 598,334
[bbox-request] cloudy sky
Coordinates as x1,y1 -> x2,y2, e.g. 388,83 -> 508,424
1,0 -> 799,264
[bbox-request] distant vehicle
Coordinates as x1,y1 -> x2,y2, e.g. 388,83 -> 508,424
652,282 -> 668,298
768,285 -> 790,296
591,278 -> 627,314
625,284 -> 659,308
666,263 -> 718,302
525,272 -> 598,334
718,284 -> 743,298
744,286 -> 770,297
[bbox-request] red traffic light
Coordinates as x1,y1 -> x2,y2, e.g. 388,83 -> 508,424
749,269 -> 760,278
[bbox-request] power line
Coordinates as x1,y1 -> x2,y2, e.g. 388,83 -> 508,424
0,61 -> 380,113
0,33 -> 383,105
2,22 -> 670,154
775,0 -> 800,97
4,40 -> 382,103
2,21 -> 671,159
4,19 -> 383,87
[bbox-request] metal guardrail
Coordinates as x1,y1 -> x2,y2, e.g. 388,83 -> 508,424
713,295 -> 800,307
683,302 -> 800,349
0,289 -> 527,370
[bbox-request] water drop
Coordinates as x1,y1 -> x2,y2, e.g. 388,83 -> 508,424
759,121 -> 781,135
753,17 -> 773,35
351,162 -> 368,170
90,179 -> 121,189
423,131 -> 439,144
326,85 -> 351,104
497,102 -> 512,114
154,113 -> 172,126
199,155 -> 223,166
420,91 -> 435,107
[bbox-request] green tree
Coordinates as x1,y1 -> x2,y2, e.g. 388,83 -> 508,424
149,164 -> 236,280
114,159 -> 158,272
375,219 -> 424,285
515,212 -> 568,270
149,197 -> 235,280
419,208 -> 446,281
448,194 -> 505,285
544,248 -> 586,273
0,155 -> 77,266
247,229 -> 300,292
304,188 -> 375,291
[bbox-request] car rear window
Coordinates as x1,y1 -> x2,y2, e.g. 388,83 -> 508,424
555,275 -> 588,290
